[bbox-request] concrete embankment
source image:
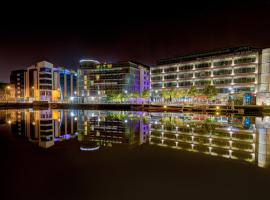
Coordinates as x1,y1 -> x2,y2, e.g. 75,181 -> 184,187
0,102 -> 267,116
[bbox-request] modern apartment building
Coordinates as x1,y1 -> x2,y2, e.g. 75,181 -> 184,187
77,60 -> 150,102
10,69 -> 27,101
26,61 -> 54,102
10,61 -> 77,102
151,46 -> 270,105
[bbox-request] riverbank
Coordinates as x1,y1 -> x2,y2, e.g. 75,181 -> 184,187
0,102 -> 269,115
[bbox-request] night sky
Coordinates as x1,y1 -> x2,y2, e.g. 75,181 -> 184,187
1,0 -> 270,82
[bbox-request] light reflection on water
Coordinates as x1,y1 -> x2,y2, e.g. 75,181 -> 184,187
1,109 -> 270,168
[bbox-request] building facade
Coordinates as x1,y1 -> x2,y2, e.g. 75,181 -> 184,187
151,47 -> 270,105
10,69 -> 27,101
26,61 -> 54,102
77,60 -> 150,102
53,67 -> 77,102
10,61 -> 77,102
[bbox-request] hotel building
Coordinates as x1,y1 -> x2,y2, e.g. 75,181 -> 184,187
77,60 -> 150,102
151,46 -> 270,105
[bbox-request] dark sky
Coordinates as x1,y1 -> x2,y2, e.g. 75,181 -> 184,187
1,0 -> 270,82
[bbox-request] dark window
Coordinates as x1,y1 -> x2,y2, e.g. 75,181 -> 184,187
39,67 -> 52,73
39,79 -> 52,84
195,63 -> 211,69
234,57 -> 256,64
213,60 -> 232,67
179,65 -> 193,71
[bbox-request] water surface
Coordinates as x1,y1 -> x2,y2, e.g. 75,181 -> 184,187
1,109 -> 270,200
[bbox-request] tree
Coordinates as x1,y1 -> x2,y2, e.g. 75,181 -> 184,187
202,85 -> 217,99
129,91 -> 140,98
187,86 -> 199,97
174,89 -> 186,99
141,90 -> 150,98
161,90 -> 171,101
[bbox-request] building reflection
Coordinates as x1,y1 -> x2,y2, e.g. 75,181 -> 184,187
76,111 -> 149,151
11,109 -> 77,148
6,109 -> 270,169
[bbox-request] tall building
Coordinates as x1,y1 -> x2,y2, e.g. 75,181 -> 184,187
26,61 -> 54,102
53,67 -> 77,102
77,60 -> 150,102
151,46 -> 270,105
10,69 -> 27,101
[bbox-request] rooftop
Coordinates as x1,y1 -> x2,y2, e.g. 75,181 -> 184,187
157,46 -> 261,65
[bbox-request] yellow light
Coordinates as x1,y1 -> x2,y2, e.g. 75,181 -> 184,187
216,106 -> 220,110
52,111 -> 60,120
7,120 -> 11,124
32,122 -> 36,125
216,112 -> 220,115
6,86 -> 11,90
163,105 -> 167,108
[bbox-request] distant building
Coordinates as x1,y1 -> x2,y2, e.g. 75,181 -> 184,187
77,60 -> 150,102
10,69 -> 27,101
0,82 -> 15,101
151,46 -> 270,105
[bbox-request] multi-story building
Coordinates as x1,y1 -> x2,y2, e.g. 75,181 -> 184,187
151,46 -> 270,105
25,61 -> 54,102
10,61 -> 77,102
53,67 -> 78,102
77,60 -> 150,102
10,69 -> 27,101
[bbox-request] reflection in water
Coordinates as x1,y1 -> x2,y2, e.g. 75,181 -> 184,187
2,109 -> 270,169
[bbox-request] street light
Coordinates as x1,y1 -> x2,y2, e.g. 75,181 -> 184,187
5,86 -> 11,102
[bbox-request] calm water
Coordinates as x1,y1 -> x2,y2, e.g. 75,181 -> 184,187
1,109 -> 270,200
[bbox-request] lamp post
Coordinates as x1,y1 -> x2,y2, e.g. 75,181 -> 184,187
5,86 -> 11,102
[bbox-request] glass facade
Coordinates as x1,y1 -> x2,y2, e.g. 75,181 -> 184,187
78,61 -> 150,98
